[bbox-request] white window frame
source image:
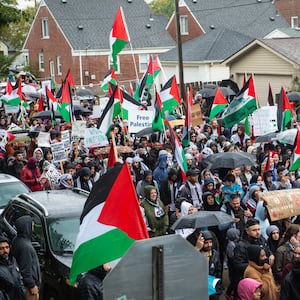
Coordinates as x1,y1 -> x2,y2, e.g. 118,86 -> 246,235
139,54 -> 150,73
108,56 -> 120,74
39,53 -> 44,72
57,56 -> 62,75
291,16 -> 299,29
180,15 -> 188,35
50,61 -> 55,78
42,18 -> 49,38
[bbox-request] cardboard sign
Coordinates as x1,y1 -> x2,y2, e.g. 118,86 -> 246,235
84,127 -> 108,148
51,142 -> 67,163
191,104 -> 203,127
263,189 -> 300,221
128,110 -> 153,133
61,130 -> 71,149
71,120 -> 86,138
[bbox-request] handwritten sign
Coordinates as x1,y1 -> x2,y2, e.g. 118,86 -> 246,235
263,189 -> 300,221
61,130 -> 71,149
51,142 -> 67,163
85,128 -> 108,148
72,120 -> 86,138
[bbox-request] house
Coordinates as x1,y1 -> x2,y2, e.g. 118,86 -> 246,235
223,38 -> 300,105
22,0 -> 175,90
0,41 -> 8,56
274,0 -> 300,29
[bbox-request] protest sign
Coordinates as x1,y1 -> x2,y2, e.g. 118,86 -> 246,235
51,142 -> 67,163
61,130 -> 71,149
263,189 -> 300,221
71,120 -> 86,138
252,106 -> 277,136
85,128 -> 108,148
191,104 -> 203,126
128,110 -> 153,133
45,164 -> 61,189
38,132 -> 51,148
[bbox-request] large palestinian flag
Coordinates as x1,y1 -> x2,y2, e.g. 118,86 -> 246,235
69,163 -> 149,285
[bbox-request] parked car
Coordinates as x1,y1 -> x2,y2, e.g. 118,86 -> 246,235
0,173 -> 31,211
0,188 -> 89,300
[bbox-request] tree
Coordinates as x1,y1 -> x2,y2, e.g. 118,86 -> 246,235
149,0 -> 174,20
0,0 -> 21,37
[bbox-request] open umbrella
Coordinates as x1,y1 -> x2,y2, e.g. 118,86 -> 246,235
31,111 -> 62,119
205,152 -> 254,170
171,211 -> 233,230
73,105 -> 92,116
287,91 -> 300,102
255,131 -> 277,143
22,84 -> 37,94
198,86 -> 235,99
76,88 -> 95,99
273,128 -> 297,145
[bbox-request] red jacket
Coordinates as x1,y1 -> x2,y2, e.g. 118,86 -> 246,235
21,166 -> 43,192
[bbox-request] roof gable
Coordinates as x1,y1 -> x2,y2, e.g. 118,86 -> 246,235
42,0 -> 175,50
184,0 -> 289,39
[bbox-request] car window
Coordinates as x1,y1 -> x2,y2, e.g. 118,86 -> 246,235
0,182 -> 30,208
4,204 -> 28,230
32,214 -> 46,251
48,218 -> 79,254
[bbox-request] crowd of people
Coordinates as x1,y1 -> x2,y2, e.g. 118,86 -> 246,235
1,99 -> 300,299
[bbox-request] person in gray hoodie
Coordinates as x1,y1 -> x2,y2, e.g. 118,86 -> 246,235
12,216 -> 41,300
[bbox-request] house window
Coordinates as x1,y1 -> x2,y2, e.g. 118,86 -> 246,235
42,18 -> 49,38
57,56 -> 62,75
139,54 -> 149,73
108,56 -> 120,73
39,53 -> 44,71
180,15 -> 188,35
50,61 -> 55,78
291,16 -> 298,28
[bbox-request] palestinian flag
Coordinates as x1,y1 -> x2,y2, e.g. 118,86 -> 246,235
134,55 -> 154,101
109,7 -> 130,70
107,135 -> 118,169
0,89 -> 21,106
290,130 -> 300,171
160,75 -> 182,113
113,85 -> 146,121
209,87 -> 228,120
152,88 -> 164,132
46,86 -> 59,124
5,80 -> 13,94
59,81 -> 72,123
101,67 -> 117,93
182,84 -> 193,147
223,76 -> 258,128
268,83 -> 274,106
153,55 -> 162,78
65,68 -> 75,89
277,87 -> 293,132
165,119 -> 188,177
69,163 -> 149,285
38,94 -> 44,112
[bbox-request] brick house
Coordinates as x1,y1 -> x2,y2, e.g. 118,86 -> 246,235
22,0 -> 174,91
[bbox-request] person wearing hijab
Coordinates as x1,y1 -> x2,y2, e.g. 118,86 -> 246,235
175,201 -> 197,239
136,170 -> 160,199
75,167 -> 94,192
33,147 -> 44,173
20,157 -> 43,191
230,124 -> 249,151
237,278 -> 262,300
266,225 -> 280,254
244,245 -> 279,300
59,174 -> 74,189
140,185 -> 169,237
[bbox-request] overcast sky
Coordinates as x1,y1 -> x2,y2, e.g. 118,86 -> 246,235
17,0 -> 35,9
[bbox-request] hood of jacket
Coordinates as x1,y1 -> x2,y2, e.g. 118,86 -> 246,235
15,215 -> 33,240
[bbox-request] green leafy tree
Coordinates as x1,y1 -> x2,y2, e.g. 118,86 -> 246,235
0,0 -> 21,38
0,52 -> 19,79
149,0 -> 174,19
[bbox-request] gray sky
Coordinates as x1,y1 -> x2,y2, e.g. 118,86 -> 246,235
17,0 -> 35,9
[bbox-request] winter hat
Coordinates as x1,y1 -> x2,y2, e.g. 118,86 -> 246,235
185,153 -> 193,160
266,225 -> 279,237
201,231 -> 213,241
204,178 -> 214,186
126,157 -> 133,164
226,228 -> 240,241
80,167 -> 91,177
247,244 -> 262,264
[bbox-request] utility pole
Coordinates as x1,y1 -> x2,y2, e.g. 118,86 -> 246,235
174,0 -> 185,102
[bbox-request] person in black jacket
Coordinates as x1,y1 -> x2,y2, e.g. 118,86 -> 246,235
11,216 -> 41,300
0,235 -> 25,300
77,264 -> 110,300
232,218 -> 274,299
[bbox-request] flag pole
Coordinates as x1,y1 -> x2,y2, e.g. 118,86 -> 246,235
129,43 -> 139,83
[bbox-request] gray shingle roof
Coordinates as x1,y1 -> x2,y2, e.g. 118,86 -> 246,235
43,0 -> 175,50
160,28 -> 253,62
260,38 -> 300,65
184,0 -> 289,38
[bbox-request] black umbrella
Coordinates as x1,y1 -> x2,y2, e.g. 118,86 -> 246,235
198,87 -> 215,98
31,111 -> 62,119
219,86 -> 236,97
220,79 -> 240,94
255,131 -> 277,143
205,152 -> 254,170
198,86 -> 235,99
73,105 -> 92,116
287,91 -> 300,102
76,88 -> 95,98
171,211 -> 233,230
135,127 -> 157,137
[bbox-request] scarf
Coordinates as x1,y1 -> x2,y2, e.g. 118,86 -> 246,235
186,180 -> 203,209
145,198 -> 165,219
